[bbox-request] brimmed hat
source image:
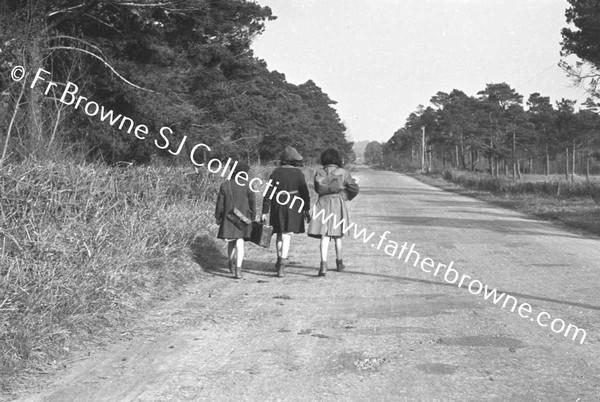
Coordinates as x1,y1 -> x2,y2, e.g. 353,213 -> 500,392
280,146 -> 303,162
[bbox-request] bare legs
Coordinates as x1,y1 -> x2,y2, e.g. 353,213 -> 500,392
319,236 -> 344,276
275,232 -> 291,277
276,233 -> 291,259
319,236 -> 342,261
227,239 -> 245,279
235,238 -> 244,268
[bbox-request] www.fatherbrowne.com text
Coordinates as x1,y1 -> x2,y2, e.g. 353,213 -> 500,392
309,205 -> 587,345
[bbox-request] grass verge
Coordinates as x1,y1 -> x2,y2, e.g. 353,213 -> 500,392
0,160 -> 221,394
410,170 -> 600,238
0,160 -> 319,396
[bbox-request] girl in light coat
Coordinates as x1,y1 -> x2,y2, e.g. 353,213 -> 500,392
307,148 -> 359,276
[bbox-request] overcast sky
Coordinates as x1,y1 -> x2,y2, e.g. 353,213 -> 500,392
251,0 -> 589,143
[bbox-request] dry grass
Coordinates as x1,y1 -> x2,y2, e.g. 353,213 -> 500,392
440,170 -> 600,200
414,170 -> 600,237
0,160 -> 220,392
0,160 -> 324,394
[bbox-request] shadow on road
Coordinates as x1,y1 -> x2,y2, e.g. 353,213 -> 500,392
374,215 -> 582,239
359,189 -> 442,196
336,269 -> 600,311
190,235 -> 230,277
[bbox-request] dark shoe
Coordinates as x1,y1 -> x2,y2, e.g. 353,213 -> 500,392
228,259 -> 234,274
318,261 -> 327,277
235,265 -> 242,279
277,258 -> 286,277
336,259 -> 345,271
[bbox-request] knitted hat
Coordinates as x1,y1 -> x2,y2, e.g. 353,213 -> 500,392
280,146 -> 303,162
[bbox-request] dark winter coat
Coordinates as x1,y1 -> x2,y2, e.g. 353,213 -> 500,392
215,179 -> 256,240
307,165 -> 359,238
262,165 -> 310,234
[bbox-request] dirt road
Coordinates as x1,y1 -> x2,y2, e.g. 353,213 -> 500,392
16,167 -> 600,401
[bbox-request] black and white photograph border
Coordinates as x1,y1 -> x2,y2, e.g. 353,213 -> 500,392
1,0 -> 600,401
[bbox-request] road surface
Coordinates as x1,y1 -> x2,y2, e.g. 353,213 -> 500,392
16,166 -> 600,401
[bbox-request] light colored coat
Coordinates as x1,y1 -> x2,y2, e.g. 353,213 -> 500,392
307,165 -> 359,238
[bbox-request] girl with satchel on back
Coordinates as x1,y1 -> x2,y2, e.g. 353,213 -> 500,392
215,162 -> 256,279
307,148 -> 359,277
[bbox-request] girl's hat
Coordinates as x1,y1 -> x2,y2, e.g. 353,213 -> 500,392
233,161 -> 250,175
281,146 -> 303,162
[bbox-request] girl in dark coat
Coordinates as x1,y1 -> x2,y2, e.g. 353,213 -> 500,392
261,146 -> 310,277
307,148 -> 359,277
215,162 -> 256,279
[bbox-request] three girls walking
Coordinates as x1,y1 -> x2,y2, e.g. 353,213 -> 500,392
215,146 -> 358,278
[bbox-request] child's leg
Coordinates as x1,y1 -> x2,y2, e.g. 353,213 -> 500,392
320,235 -> 330,262
334,237 -> 345,271
276,233 -> 283,258
318,235 -> 330,277
227,240 -> 236,261
280,233 -> 291,259
235,238 -> 244,268
275,233 -> 290,277
334,237 -> 343,260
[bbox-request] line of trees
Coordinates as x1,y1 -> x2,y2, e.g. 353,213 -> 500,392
385,83 -> 600,180
0,0 -> 353,165
384,0 -> 600,180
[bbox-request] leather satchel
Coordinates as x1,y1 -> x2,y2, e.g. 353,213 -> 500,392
226,207 -> 252,230
225,181 -> 252,230
250,221 -> 273,248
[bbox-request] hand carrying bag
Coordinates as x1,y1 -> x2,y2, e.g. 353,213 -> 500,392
226,207 -> 252,230
250,221 -> 273,248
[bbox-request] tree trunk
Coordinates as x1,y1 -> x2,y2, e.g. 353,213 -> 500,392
571,139 -> 576,183
495,156 -> 499,177
1,78 -> 28,167
471,149 -> 478,171
545,145 -> 550,176
49,108 -> 61,147
565,147 -> 569,181
28,34 -> 45,148
512,129 -> 517,179
516,159 -> 521,180
585,150 -> 590,182
421,126 -> 425,173
460,134 -> 466,169
489,140 -> 494,176
528,158 -> 533,175
455,144 -> 460,169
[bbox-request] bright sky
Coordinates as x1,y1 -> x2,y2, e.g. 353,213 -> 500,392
251,0 -> 590,143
